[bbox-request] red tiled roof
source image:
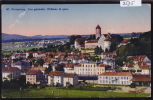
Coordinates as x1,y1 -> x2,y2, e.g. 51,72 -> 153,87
100,72 -> 132,76
86,40 -> 98,43
130,75 -> 151,82
137,61 -> 147,66
98,64 -> 110,67
48,71 -> 64,76
26,69 -> 41,75
120,39 -> 130,43
128,56 -> 148,61
2,67 -> 19,72
64,73 -> 76,78
96,25 -> 101,29
80,45 -> 85,47
32,67 -> 47,71
64,63 -> 76,68
141,66 -> 150,69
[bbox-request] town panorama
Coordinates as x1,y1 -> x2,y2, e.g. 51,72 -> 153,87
2,25 -> 151,98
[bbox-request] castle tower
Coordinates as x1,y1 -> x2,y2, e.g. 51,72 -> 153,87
96,25 -> 101,39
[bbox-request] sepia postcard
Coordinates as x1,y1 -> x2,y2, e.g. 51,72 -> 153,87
1,3 -> 151,98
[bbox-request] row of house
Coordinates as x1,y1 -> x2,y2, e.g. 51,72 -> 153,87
2,65 -> 151,86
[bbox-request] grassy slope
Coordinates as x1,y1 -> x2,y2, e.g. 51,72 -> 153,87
2,87 -> 150,98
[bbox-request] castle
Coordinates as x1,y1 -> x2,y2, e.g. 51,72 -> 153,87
74,25 -> 112,51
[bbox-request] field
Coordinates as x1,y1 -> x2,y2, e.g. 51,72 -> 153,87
2,87 -> 150,98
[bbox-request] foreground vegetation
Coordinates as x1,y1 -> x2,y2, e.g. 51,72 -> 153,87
2,87 -> 150,98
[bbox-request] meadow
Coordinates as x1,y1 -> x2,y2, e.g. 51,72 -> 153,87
2,87 -> 150,98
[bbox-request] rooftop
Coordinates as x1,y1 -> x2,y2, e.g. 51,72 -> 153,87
130,74 -> 151,82
26,69 -> 41,75
64,73 -> 76,78
48,71 -> 64,76
2,67 -> 20,73
100,72 -> 132,76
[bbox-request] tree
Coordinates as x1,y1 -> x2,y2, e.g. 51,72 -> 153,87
36,58 -> 45,67
55,64 -> 64,71
94,46 -> 99,55
28,54 -> 33,59
45,64 -> 52,74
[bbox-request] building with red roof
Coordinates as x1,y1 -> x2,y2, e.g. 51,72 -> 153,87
118,39 -> 131,47
48,71 -> 64,86
130,74 -> 151,86
74,25 -> 112,52
98,72 -> 133,85
63,73 -> 78,86
26,69 -> 44,84
2,67 -> 21,81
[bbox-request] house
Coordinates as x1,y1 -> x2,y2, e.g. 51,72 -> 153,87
98,72 -> 133,85
11,60 -> 31,71
11,53 -> 27,59
73,62 -> 111,76
63,73 -> 78,87
122,63 -> 134,70
26,69 -> 44,84
26,51 -> 42,58
63,62 -> 112,76
2,67 -> 21,81
64,63 -> 78,74
101,52 -> 116,59
141,66 -> 151,75
32,67 -> 47,74
74,38 -> 85,50
118,39 -> 130,47
102,59 -> 115,69
48,71 -> 64,86
130,74 -> 151,86
128,55 -> 151,64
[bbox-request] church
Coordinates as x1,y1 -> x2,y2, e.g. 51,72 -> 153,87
74,25 -> 112,51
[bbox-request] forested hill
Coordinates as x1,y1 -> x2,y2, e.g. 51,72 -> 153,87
115,31 -> 151,66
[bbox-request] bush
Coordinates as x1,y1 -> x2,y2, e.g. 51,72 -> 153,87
130,83 -> 136,88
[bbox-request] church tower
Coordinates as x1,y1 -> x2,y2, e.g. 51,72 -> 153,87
96,25 -> 101,39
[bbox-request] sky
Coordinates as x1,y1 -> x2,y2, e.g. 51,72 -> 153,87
2,4 -> 151,36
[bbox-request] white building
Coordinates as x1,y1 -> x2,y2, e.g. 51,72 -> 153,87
74,25 -> 112,51
98,72 -> 133,85
122,63 -> 134,70
2,67 -> 21,81
11,53 -> 27,59
48,71 -> 64,86
64,62 -> 111,76
141,66 -> 151,75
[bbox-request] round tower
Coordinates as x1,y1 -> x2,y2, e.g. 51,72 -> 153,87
96,25 -> 101,39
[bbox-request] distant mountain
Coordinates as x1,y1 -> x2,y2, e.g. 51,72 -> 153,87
2,33 -> 30,41
113,32 -> 143,38
2,33 -> 71,42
